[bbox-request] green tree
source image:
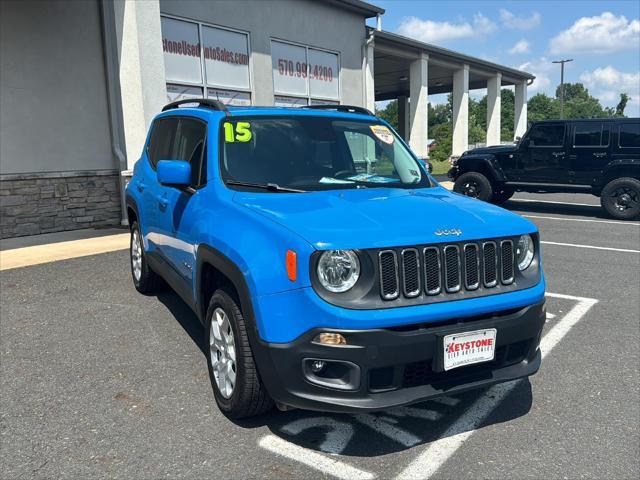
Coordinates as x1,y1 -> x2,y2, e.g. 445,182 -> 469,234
429,123 -> 453,163
500,89 -> 515,142
375,100 -> 398,130
528,93 -> 560,122
555,82 -> 607,118
616,93 -> 629,117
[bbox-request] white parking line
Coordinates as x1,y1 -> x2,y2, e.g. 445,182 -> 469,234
541,241 -> 640,254
396,293 -> 598,480
259,435 -> 375,480
511,198 -> 599,207
524,214 -> 640,226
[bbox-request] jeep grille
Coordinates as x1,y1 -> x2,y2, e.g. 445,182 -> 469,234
378,238 -> 516,301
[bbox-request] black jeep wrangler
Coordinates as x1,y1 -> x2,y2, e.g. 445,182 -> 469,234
449,118 -> 640,220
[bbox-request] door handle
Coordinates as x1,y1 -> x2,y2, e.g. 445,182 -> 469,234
136,181 -> 146,192
552,152 -> 565,157
592,152 -> 607,157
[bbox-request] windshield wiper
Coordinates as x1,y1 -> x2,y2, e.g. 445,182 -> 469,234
225,180 -> 306,193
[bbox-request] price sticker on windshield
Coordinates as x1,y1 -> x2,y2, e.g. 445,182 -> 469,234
224,122 -> 252,143
370,125 -> 394,144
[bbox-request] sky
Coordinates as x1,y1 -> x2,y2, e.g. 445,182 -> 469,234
367,0 -> 640,116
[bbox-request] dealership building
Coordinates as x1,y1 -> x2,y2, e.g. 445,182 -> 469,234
0,0 -> 534,238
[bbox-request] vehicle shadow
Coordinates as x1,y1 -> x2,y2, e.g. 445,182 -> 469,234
155,288 -> 534,457
502,198 -> 609,219
156,289 -> 207,355
246,380 -> 533,457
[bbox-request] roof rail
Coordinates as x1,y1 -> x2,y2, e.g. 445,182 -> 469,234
161,98 -> 229,116
305,104 -> 375,116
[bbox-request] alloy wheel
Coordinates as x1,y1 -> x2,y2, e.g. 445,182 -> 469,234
611,187 -> 639,212
210,307 -> 237,399
131,229 -> 143,282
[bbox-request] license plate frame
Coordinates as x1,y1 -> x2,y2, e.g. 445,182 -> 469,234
442,328 -> 497,371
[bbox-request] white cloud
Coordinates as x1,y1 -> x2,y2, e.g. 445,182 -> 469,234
549,12 -> 640,54
517,57 -> 554,93
580,66 -> 640,108
508,39 -> 531,55
499,9 -> 541,30
397,13 -> 496,44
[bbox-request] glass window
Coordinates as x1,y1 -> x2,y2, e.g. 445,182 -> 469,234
619,123 -> 640,148
574,123 -> 604,147
529,124 -> 565,147
221,117 -> 430,191
147,118 -> 178,169
173,118 -> 207,187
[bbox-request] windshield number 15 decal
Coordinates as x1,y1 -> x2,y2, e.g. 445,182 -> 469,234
224,122 -> 252,143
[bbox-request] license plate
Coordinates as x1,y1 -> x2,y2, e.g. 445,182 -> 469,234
443,329 -> 497,371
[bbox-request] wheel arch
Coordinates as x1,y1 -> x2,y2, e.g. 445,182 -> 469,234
125,195 -> 140,230
196,245 -> 256,330
456,155 -> 506,183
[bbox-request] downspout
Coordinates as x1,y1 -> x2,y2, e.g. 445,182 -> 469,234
99,0 -> 129,226
362,29 -> 375,108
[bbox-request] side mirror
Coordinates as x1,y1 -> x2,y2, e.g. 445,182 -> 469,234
157,160 -> 191,187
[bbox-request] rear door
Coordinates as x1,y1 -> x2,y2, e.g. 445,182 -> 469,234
569,121 -> 610,185
520,123 -> 569,183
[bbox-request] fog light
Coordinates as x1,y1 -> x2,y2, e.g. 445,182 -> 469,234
310,360 -> 326,373
314,332 -> 347,345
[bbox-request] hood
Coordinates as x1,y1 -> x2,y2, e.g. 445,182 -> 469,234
233,187 -> 536,250
465,144 -> 517,155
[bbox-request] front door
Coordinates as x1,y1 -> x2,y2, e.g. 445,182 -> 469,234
156,117 -> 208,285
143,117 -> 179,254
569,121 -> 610,185
520,123 -> 568,183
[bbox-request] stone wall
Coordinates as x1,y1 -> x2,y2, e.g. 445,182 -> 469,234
0,172 -> 122,238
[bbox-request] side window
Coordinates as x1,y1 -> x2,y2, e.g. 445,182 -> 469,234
173,118 -> 207,188
574,122 -> 605,147
529,124 -> 565,147
147,118 -> 178,169
619,123 -> 640,148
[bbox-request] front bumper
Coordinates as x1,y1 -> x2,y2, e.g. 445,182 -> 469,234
252,300 -> 545,413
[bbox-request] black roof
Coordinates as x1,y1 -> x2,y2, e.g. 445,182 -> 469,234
532,117 -> 639,123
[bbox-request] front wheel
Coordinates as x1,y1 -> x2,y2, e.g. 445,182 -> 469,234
206,289 -> 273,418
600,177 -> 640,220
453,172 -> 494,202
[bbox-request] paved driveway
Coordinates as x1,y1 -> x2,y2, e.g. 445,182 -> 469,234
1,192 -> 639,479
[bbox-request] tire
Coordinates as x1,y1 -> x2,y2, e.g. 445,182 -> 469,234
130,221 -> 163,294
453,172 -> 494,202
206,288 -> 273,418
492,188 -> 515,204
600,177 -> 640,220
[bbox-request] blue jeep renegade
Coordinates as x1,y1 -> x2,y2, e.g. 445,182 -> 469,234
126,99 -> 546,419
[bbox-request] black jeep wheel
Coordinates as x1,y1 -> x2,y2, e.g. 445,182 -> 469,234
454,172 -> 494,202
129,221 -> 163,294
600,177 -> 640,220
206,288 -> 273,419
492,188 -> 515,204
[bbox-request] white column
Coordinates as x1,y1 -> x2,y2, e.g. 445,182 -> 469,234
409,53 -> 429,158
113,0 -> 167,169
397,95 -> 409,140
364,41 -> 375,112
514,81 -> 528,140
452,64 -> 469,156
486,74 -> 501,146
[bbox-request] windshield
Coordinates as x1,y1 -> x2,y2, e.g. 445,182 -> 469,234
220,116 -> 432,191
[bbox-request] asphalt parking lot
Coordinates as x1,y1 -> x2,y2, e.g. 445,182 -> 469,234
1,191 -> 639,479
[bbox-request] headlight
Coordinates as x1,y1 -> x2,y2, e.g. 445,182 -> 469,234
516,234 -> 535,271
317,250 -> 360,293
